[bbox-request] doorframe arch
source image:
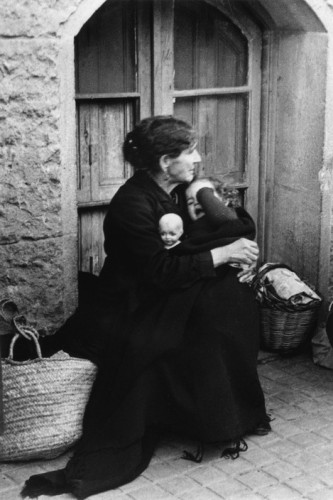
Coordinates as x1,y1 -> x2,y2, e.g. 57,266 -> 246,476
58,0 -> 333,316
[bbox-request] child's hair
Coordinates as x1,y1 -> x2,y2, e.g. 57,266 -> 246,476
205,176 -> 241,208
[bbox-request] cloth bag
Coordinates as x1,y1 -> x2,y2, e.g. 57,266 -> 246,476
0,327 -> 97,461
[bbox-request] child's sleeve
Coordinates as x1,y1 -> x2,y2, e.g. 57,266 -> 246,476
197,187 -> 238,227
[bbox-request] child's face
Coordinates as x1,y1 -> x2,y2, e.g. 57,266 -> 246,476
159,220 -> 183,247
186,180 -> 217,221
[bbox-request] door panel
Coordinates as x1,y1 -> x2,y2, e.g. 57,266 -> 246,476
75,0 -> 136,94
174,94 -> 247,182
77,101 -> 135,205
174,1 -> 248,90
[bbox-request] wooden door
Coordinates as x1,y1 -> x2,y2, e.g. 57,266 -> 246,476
75,0 -> 262,274
173,0 -> 262,221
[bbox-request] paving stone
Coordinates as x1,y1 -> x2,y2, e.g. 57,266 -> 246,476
274,390 -> 309,405
266,438 -> 302,457
88,491 -> 133,500
166,457 -> 202,474
307,488 -> 333,500
246,432 -> 281,448
315,423 -> 333,439
158,474 -> 200,494
261,460 -> 302,480
285,473 -> 326,495
259,483 -> 304,499
0,472 -> 16,490
237,469 -> 278,490
240,445 -> 278,467
186,464 -> 228,485
213,456 -> 255,476
284,449 -> 328,471
179,487 -> 222,499
142,461 -> 179,481
310,465 -> 333,487
310,443 -> 333,462
208,478 -> 252,497
228,492 -> 265,500
288,431 -> 328,448
0,486 -> 25,500
271,405 -> 307,421
3,464 -> 46,486
128,484 -> 175,500
271,420 -> 302,438
294,415 -> 331,431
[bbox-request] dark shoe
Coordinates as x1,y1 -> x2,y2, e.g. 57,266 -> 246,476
252,418 -> 272,436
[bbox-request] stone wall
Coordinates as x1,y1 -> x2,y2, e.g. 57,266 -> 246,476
0,1 -> 83,331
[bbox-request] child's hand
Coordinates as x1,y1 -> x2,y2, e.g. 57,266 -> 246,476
237,264 -> 256,283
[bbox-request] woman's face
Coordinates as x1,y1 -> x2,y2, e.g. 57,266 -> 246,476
166,146 -> 201,184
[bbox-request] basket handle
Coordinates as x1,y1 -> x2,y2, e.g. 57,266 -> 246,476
251,263 -> 293,291
8,316 -> 42,361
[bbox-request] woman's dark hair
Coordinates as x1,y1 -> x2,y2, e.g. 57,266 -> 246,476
123,115 -> 196,172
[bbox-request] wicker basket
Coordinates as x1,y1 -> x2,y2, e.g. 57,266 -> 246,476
0,329 -> 97,461
260,305 -> 320,353
252,263 -> 321,353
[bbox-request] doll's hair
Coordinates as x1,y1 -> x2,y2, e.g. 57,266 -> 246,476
123,116 -> 196,173
158,213 -> 184,231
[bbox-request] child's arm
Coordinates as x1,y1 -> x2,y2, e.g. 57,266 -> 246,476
196,187 -> 238,226
197,187 -> 256,240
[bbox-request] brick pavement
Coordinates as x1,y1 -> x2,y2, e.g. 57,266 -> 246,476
2,351 -> 333,500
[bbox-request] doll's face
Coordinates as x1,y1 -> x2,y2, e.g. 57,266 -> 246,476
159,215 -> 184,247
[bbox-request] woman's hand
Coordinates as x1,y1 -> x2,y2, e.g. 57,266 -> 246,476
211,238 -> 259,269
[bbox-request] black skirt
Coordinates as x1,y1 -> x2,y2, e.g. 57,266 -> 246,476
23,267 -> 268,499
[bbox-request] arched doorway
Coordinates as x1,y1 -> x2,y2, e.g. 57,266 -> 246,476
74,0 -> 262,275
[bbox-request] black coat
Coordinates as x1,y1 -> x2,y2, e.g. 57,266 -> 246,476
23,171 -> 268,500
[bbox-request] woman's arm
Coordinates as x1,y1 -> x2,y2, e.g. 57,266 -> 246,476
103,189 -> 216,292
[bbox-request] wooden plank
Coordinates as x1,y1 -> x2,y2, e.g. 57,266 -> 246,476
173,87 -> 250,97
174,0 -> 196,91
153,0 -> 174,115
79,208 -> 108,275
75,13 -> 99,93
243,19 -> 262,234
91,102 -> 134,202
258,31 -> 279,262
77,103 -> 93,203
0,342 -> 3,435
76,93 -> 140,100
137,0 -> 152,118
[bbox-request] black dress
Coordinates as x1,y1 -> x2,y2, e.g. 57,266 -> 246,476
23,171 -> 268,499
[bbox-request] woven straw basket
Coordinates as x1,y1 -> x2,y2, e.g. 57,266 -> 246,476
260,306 -> 320,353
0,332 -> 97,461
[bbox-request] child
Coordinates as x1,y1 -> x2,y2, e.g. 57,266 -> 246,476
158,213 -> 184,249
171,177 -> 256,281
184,177 -> 255,246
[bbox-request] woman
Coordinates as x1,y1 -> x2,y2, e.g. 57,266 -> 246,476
23,116 -> 270,499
